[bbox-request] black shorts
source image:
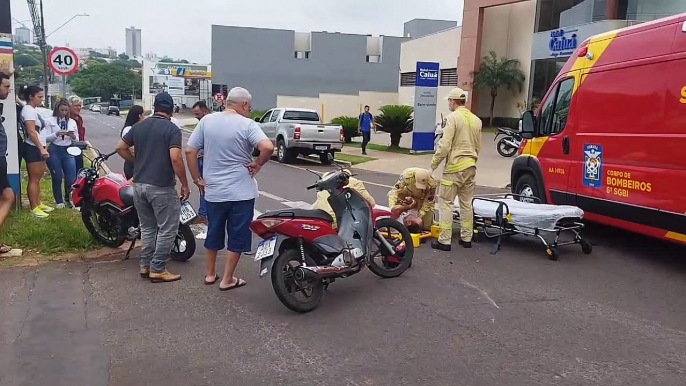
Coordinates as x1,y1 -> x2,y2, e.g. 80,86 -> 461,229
23,143 -> 43,164
0,157 -> 9,191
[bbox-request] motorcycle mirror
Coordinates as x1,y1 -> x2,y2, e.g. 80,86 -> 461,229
66,147 -> 83,157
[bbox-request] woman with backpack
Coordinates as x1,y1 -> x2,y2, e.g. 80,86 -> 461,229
44,98 -> 79,209
120,105 -> 145,180
19,85 -> 53,218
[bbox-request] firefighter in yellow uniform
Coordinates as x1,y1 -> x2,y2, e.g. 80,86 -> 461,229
388,168 -> 437,232
431,87 -> 482,251
311,170 -> 376,229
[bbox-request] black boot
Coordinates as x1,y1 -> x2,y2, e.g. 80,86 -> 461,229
431,241 -> 451,252
459,239 -> 472,249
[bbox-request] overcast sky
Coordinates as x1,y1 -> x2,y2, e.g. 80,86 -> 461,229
9,0 -> 464,63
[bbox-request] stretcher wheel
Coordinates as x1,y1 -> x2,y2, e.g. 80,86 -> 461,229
546,248 -> 559,261
580,239 -> 593,255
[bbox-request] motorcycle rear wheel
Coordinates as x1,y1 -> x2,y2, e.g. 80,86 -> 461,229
368,218 -> 414,278
170,224 -> 196,262
82,208 -> 127,248
271,249 -> 324,313
497,137 -> 518,157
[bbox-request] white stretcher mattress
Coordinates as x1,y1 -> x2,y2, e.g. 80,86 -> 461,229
454,198 -> 584,230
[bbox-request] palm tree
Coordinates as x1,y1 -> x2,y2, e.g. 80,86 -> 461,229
374,105 -> 414,148
471,51 -> 526,127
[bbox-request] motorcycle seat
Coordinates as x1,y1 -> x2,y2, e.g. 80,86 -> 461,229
257,208 -> 333,223
119,186 -> 135,207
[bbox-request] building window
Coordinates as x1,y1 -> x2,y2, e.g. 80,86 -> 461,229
366,55 -> 381,63
295,51 -> 311,59
400,72 -> 416,87
439,68 -> 457,86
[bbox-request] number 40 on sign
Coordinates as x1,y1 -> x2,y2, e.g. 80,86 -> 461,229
48,47 -> 80,76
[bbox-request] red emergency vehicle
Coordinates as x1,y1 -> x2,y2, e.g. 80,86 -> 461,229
512,13 -> 686,245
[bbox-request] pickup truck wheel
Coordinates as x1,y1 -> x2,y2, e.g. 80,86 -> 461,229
320,152 -> 334,165
277,140 -> 295,164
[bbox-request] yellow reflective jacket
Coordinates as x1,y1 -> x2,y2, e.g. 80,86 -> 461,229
387,168 -> 437,217
431,107 -> 482,173
311,177 -> 376,223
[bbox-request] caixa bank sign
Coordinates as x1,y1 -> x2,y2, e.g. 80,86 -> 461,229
549,28 -> 578,57
415,62 -> 439,88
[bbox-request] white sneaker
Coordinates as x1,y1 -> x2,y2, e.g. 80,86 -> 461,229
55,203 -> 66,209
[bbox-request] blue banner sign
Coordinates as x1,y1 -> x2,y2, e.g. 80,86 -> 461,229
415,62 -> 439,88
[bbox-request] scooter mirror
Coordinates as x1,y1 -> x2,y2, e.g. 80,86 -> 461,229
67,146 -> 83,157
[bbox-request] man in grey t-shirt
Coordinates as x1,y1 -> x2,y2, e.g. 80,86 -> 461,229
186,87 -> 274,291
117,92 -> 190,283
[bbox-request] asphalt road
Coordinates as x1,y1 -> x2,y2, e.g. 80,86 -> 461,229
2,111 -> 686,386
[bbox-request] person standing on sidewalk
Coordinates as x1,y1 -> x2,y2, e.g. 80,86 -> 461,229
358,105 -> 374,155
431,88 -> 481,251
67,96 -> 85,172
120,105 -> 145,180
19,85 -> 53,218
191,100 -> 212,224
0,72 -> 16,255
44,98 -> 78,208
116,92 -> 190,283
185,87 -> 274,291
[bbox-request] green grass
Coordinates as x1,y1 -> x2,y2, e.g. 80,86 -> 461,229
344,142 -> 418,155
334,153 -> 376,165
2,165 -> 98,258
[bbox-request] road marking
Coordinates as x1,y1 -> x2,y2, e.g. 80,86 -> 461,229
253,209 -> 262,220
282,201 -> 311,209
270,161 -> 394,189
259,190 -> 286,202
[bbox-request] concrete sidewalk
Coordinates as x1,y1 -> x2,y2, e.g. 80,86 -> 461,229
345,131 -> 513,189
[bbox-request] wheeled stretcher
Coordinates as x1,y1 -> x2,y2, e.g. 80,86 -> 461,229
450,194 -> 593,260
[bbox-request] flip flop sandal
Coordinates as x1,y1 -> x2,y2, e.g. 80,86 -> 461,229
204,274 -> 220,285
0,245 -> 12,254
219,278 -> 247,292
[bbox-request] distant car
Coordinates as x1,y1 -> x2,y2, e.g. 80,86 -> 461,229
90,104 -> 100,112
99,104 -> 108,114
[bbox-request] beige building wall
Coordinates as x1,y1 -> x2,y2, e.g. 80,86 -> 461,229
277,92 -> 398,122
399,27 -> 462,124
474,0 -> 536,120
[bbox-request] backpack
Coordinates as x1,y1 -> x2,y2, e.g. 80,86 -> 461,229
18,105 -> 45,141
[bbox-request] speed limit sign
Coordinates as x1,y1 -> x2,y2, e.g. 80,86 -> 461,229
49,47 -> 80,76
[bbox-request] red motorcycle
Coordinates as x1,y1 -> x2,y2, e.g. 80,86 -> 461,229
67,146 -> 196,261
250,169 -> 413,313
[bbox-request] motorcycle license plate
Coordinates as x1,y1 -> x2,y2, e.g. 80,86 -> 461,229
179,201 -> 197,224
254,237 -> 276,261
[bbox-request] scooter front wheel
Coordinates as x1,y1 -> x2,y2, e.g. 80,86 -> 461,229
271,249 -> 324,313
368,218 -> 414,278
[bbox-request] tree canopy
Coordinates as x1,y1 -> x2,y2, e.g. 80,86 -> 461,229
68,62 -> 142,100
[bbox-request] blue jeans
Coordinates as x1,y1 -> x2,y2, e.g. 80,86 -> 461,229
198,157 -> 207,218
204,199 -> 255,253
133,183 -> 181,273
47,144 -> 77,204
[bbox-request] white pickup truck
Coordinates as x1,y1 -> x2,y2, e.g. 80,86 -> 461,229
255,108 -> 343,165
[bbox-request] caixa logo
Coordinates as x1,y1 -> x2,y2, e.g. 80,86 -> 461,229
549,29 -> 578,52
419,68 -> 438,80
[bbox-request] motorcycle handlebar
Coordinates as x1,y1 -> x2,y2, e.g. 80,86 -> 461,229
306,184 -> 317,190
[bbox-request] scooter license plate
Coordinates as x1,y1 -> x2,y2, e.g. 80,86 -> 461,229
179,201 -> 197,225
254,237 -> 277,261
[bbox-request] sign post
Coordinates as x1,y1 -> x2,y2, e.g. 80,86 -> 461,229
411,62 -> 439,152
48,47 -> 80,79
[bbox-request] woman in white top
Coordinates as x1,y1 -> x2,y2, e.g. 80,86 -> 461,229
120,105 -> 145,180
45,98 -> 79,208
19,85 -> 53,218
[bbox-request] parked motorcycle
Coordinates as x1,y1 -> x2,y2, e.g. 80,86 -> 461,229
249,168 -> 414,313
67,146 -> 197,261
494,126 -> 523,157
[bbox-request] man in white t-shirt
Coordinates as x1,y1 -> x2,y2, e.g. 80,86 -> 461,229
185,87 -> 274,291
